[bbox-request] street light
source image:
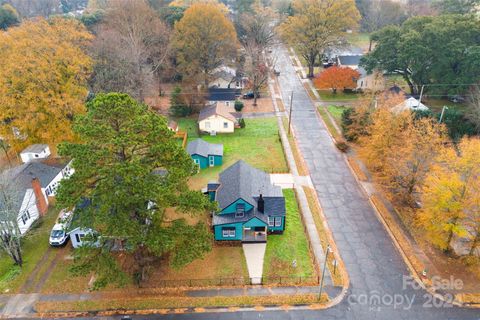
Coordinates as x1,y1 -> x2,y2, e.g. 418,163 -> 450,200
318,245 -> 331,301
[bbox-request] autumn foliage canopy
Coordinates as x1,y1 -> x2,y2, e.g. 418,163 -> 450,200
314,66 -> 360,93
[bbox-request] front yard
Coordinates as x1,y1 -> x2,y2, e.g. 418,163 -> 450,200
317,90 -> 361,102
180,117 -> 289,190
263,189 -> 316,283
0,208 -> 59,293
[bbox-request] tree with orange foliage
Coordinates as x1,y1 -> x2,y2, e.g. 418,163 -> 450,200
313,66 -> 360,94
0,17 -> 92,153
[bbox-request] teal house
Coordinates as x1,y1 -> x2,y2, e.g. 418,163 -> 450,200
186,139 -> 223,169
208,160 -> 286,242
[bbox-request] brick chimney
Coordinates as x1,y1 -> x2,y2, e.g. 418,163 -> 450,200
31,178 -> 48,216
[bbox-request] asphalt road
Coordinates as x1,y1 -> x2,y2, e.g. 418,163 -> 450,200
39,46 -> 480,320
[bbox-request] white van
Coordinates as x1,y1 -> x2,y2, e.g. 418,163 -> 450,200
49,209 -> 73,247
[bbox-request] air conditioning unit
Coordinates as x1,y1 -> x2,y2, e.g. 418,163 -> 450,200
210,130 -> 217,136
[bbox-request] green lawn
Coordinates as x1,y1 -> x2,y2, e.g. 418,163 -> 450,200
179,117 -> 289,190
176,117 -> 199,138
423,98 -> 469,114
0,208 -> 59,293
317,90 -> 361,102
327,105 -> 347,128
345,32 -> 371,50
263,189 -> 315,281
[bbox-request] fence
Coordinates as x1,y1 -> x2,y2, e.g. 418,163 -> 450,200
145,275 -> 319,289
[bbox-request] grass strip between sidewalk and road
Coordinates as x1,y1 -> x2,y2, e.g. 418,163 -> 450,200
281,117 -> 308,176
35,294 -> 329,314
317,107 -> 341,140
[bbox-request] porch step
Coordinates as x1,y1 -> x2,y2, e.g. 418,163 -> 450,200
242,243 -> 267,284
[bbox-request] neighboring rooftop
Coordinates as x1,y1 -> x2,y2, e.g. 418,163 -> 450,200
198,103 -> 237,122
337,55 -> 363,66
208,88 -> 240,101
20,144 -> 49,154
187,139 -> 224,158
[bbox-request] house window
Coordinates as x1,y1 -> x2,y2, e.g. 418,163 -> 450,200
223,122 -> 228,129
205,121 -> 211,129
235,204 -> 245,218
222,227 -> 235,238
209,156 -> 215,167
193,158 -> 200,165
21,210 -> 31,225
34,154 -> 39,158
236,81 -> 240,87
75,233 -> 85,243
275,217 -> 282,227
268,217 -> 274,227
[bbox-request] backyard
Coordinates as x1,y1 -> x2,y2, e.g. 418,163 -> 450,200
179,117 -> 289,190
263,189 -> 316,283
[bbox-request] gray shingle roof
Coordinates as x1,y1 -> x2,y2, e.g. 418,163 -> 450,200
0,161 -> 64,213
212,161 -> 285,226
208,88 -> 240,101
20,144 -> 49,154
338,55 -> 362,66
186,139 -> 224,158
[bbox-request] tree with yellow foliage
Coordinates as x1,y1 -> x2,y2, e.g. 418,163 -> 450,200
385,117 -> 447,205
358,96 -> 408,173
173,2 -> 238,87
419,138 -> 480,255
358,94 -> 447,205
0,18 -> 92,152
169,0 -> 228,12
279,0 -> 360,78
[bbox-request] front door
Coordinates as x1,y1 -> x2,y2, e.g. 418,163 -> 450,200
209,155 -> 215,167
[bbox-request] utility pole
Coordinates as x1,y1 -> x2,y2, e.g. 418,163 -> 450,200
318,245 -> 330,301
417,85 -> 425,108
288,91 -> 294,135
439,106 -> 448,123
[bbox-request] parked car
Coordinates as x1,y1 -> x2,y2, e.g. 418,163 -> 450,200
448,95 -> 466,103
243,92 -> 259,99
49,209 -> 73,247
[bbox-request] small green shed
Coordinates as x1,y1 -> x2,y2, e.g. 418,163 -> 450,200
186,139 -> 223,169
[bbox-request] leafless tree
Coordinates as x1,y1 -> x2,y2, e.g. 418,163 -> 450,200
8,0 -> 60,18
0,174 -> 23,267
239,5 -> 277,106
90,0 -> 171,101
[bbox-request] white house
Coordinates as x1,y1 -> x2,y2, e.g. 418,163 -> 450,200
0,156 -> 74,235
392,97 -> 430,113
198,103 -> 238,134
20,144 -> 51,163
336,55 -> 385,92
69,227 -> 99,248
209,66 -> 246,89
